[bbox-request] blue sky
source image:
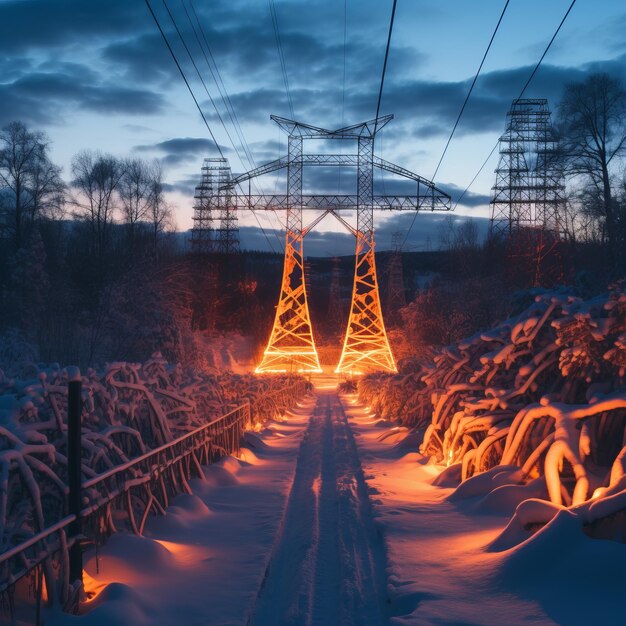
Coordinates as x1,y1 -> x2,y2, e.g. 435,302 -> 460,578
1,0 -> 625,252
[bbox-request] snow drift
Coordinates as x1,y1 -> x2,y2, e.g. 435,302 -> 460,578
359,289 -> 626,543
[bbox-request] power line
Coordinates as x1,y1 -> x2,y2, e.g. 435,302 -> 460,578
431,0 -> 510,181
517,0 -> 576,99
453,142 -> 499,210
341,0 -> 347,128
401,0 -> 576,250
269,0 -> 295,120
183,0 -> 266,199
160,0 -> 246,172
185,0 -> 257,171
451,0 -> 577,211
251,208 -> 279,254
338,0 -> 348,194
144,0 -> 224,158
146,0 -> 278,253
185,0 -> 283,253
374,0 -> 398,129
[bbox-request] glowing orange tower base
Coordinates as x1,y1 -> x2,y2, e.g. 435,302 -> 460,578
255,236 -> 321,373
336,231 -> 396,375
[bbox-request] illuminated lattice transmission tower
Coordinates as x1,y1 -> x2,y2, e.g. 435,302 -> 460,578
489,99 -> 565,239
213,115 -> 451,374
191,158 -> 239,254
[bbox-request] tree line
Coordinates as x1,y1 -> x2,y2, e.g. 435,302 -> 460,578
0,121 -> 173,258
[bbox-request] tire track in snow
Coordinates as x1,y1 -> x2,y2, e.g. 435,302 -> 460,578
248,390 -> 388,626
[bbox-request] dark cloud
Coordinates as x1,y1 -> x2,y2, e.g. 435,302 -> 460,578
134,137 -> 230,167
436,183 -> 491,209
0,0 -> 148,54
0,61 -> 165,126
102,33 -> 175,84
4,0 -> 623,146
163,175 -> 202,195
342,57 -> 626,143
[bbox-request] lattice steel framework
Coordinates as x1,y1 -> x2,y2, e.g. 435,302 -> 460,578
334,128 -> 396,373
191,158 -> 239,254
489,99 -> 565,239
211,115 -> 450,373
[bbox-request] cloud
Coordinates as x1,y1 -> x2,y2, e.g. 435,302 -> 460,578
0,62 -> 166,126
0,0 -> 148,54
4,0 -> 624,148
134,137 -> 232,166
163,175 -> 202,195
102,33 -> 176,84
436,183 -> 491,208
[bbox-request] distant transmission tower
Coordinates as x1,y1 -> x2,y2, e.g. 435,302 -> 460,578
386,231 -> 406,323
489,99 -> 565,238
191,158 -> 239,255
489,99 -> 566,285
328,256 -> 344,336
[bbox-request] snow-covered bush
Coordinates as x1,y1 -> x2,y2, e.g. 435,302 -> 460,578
359,289 -> 626,518
0,354 -> 302,553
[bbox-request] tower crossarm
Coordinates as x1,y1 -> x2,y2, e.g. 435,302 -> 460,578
270,114 -> 393,138
374,156 -> 436,187
230,156 -> 289,187
226,194 -> 451,211
374,156 -> 451,209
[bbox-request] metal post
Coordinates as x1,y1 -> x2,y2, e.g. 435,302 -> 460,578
67,378 -> 83,587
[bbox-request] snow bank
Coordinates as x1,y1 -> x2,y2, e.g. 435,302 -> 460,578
0,352 -> 304,580
359,288 -> 626,544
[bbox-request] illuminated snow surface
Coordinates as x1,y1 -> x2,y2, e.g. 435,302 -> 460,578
48,387 -> 626,626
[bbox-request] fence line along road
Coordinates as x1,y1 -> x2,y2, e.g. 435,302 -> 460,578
0,378 -> 308,622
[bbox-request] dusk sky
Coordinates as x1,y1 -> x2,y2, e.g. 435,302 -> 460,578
1,0 -> 625,252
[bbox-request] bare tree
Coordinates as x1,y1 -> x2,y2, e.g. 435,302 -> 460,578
119,157 -> 154,247
558,73 -> 626,266
147,163 -> 174,249
71,150 -> 124,260
0,121 -> 64,249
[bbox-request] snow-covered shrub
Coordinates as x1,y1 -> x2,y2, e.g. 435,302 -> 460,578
0,355 -> 303,553
359,289 -> 626,515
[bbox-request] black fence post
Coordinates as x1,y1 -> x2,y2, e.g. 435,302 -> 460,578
67,377 -> 83,588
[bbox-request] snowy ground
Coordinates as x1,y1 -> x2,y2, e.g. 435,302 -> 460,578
343,394 -> 626,626
48,396 -> 315,626
46,382 -> 626,626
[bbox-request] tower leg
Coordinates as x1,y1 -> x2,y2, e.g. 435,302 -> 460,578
336,230 -> 396,374
256,134 -> 321,373
255,223 -> 321,373
336,135 -> 395,374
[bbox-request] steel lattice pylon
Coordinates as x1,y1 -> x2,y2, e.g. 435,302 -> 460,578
489,99 -> 565,239
191,158 -> 240,254
208,115 -> 450,374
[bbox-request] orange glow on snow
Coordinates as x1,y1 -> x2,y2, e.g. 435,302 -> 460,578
83,569 -> 106,602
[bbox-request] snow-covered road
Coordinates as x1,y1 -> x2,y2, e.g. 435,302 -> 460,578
50,386 -> 389,626
249,390 -> 387,626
